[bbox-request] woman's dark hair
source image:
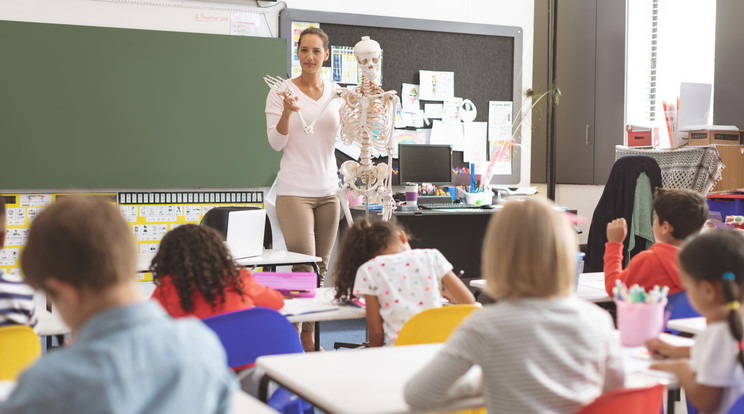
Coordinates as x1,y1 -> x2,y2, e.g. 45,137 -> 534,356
150,224 -> 243,312
298,27 -> 329,51
678,228 -> 744,369
333,219 -> 404,301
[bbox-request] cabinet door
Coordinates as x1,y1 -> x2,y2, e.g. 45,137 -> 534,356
555,0 -> 597,184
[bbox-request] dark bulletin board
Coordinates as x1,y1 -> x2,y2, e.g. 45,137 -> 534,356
0,20 -> 285,190
279,9 -> 523,184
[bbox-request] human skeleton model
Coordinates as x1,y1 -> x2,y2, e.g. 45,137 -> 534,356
336,36 -> 399,224
264,36 -> 398,224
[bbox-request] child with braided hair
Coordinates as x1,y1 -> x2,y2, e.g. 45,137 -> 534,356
647,228 -> 744,414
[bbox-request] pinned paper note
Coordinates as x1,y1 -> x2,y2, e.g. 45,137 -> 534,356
463,122 -> 488,162
424,103 -> 443,119
419,70 -> 454,101
401,83 -> 420,113
443,98 -> 463,123
430,120 -> 464,151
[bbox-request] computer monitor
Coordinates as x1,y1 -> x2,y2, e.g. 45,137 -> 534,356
397,144 -> 452,185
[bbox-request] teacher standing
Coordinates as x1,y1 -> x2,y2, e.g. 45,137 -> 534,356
265,27 -> 342,352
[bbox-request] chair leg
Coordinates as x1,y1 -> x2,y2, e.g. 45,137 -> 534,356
259,374 -> 271,403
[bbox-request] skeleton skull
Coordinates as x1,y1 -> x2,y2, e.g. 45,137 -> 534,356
354,36 -> 381,83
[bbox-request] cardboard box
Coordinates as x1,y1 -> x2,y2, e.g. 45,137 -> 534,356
626,125 -> 656,147
688,130 -> 741,146
712,145 -> 744,191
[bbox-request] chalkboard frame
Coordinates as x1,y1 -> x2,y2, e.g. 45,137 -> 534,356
279,9 -> 523,185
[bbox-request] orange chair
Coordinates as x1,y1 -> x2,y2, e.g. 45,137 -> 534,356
574,384 -> 665,414
0,325 -> 42,380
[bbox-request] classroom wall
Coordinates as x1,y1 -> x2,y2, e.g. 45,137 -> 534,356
282,0 -> 535,187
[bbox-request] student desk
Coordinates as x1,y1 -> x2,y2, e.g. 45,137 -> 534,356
136,249 -> 322,275
0,381 -> 276,414
666,317 -> 706,336
256,336 -> 687,414
469,272 -> 612,303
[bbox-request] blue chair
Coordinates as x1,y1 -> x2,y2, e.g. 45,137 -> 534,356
202,307 -> 313,414
729,393 -> 744,414
665,291 -> 701,335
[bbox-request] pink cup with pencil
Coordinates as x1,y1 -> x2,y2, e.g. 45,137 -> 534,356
615,299 -> 668,347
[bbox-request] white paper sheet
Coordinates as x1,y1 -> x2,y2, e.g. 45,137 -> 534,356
230,13 -> 261,36
424,103 -> 443,119
419,70 -> 454,101
430,120 -> 464,151
401,83 -> 421,113
443,98 -> 463,123
463,122 -> 488,163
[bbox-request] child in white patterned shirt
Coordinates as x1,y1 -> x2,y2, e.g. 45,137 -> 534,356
334,218 -> 475,346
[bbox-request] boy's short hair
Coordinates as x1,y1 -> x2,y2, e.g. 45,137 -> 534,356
652,188 -> 708,240
21,197 -> 135,292
482,197 -> 577,298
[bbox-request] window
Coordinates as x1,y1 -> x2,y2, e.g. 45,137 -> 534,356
626,0 -> 716,146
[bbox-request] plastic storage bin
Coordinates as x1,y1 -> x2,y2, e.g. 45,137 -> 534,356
707,194 -> 744,220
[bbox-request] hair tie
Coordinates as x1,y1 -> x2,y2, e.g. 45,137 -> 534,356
723,272 -> 735,281
729,301 -> 741,311
739,341 -> 744,351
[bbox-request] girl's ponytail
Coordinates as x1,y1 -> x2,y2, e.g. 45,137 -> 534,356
722,272 -> 744,370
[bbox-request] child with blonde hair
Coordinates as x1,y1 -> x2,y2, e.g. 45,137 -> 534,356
405,197 -> 625,413
334,218 -> 475,346
646,228 -> 744,414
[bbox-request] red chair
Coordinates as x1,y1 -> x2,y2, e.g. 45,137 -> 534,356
574,384 -> 665,414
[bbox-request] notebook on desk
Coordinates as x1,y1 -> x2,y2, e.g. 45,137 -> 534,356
225,209 -> 266,259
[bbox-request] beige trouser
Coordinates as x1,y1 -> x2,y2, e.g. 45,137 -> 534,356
275,195 -> 340,332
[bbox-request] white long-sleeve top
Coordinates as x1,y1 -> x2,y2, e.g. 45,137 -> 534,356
404,297 -> 626,414
265,79 -> 342,197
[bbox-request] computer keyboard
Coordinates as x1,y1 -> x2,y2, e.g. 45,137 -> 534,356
418,203 -> 481,209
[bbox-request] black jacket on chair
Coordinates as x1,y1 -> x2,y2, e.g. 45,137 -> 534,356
584,155 -> 662,273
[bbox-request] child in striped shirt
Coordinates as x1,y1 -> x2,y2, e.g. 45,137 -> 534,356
0,196 -> 37,330
405,197 -> 625,413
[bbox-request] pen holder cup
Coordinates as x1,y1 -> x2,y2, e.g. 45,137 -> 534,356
456,188 -> 493,205
615,299 -> 667,347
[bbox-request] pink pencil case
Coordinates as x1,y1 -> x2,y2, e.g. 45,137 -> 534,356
252,272 -> 317,298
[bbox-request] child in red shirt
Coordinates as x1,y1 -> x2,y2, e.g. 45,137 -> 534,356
604,188 -> 707,296
150,224 -> 283,319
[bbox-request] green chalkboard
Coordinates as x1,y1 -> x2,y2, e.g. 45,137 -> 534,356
0,20 -> 286,190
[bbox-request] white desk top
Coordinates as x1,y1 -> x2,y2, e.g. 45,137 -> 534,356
257,343 -> 484,414
257,335 -> 689,414
469,272 -> 612,303
36,308 -> 69,337
232,390 -> 279,413
282,287 -> 365,324
136,250 -> 321,273
667,317 -> 706,335
0,381 -> 276,413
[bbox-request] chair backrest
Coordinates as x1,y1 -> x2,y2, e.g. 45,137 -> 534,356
728,392 -> 744,414
201,307 -> 301,370
585,155 -> 662,272
666,291 -> 701,321
200,206 -> 272,250
574,384 -> 664,414
394,305 -> 481,346
0,325 -> 42,380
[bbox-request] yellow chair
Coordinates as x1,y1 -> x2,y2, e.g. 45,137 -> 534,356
0,325 -> 42,380
395,304 -> 485,414
395,304 -> 481,346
